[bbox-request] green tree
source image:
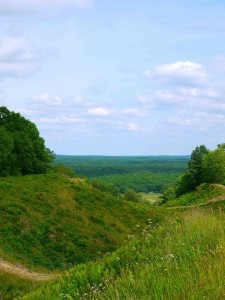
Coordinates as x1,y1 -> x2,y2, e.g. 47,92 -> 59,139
187,145 -> 209,189
175,173 -> 194,196
124,189 -> 140,202
160,185 -> 176,204
53,163 -> 76,178
0,127 -> 14,176
0,106 -> 54,176
201,147 -> 225,183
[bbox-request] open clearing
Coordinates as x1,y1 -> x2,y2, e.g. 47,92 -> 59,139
139,192 -> 161,204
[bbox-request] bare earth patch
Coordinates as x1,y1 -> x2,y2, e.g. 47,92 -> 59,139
0,259 -> 58,281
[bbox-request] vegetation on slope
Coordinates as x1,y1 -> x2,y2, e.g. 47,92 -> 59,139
0,173 -> 157,271
18,205 -> 225,300
161,144 -> 225,205
162,183 -> 225,207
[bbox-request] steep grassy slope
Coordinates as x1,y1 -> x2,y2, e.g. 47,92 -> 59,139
18,204 -> 225,300
0,173 -> 158,271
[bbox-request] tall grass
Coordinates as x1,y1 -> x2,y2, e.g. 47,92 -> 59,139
0,270 -> 41,300
18,205 -> 225,300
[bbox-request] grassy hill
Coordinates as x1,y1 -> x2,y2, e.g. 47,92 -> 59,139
0,173 -> 164,299
0,173 -> 161,270
18,202 -> 225,300
1,173 -> 225,299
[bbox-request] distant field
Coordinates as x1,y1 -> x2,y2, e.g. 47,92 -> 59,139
54,155 -> 189,193
139,192 -> 161,204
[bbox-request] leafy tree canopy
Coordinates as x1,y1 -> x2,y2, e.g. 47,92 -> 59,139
0,106 -> 54,176
187,145 -> 209,189
124,188 -> 140,202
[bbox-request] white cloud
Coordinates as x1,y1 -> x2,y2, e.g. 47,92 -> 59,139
166,111 -> 225,133
138,83 -> 225,112
178,87 -> 219,98
167,116 -> 195,127
0,0 -> 92,15
33,93 -> 62,106
127,123 -> 141,132
0,37 -> 42,79
39,116 -> 85,124
122,108 -> 148,117
0,37 -> 39,62
16,108 -> 33,116
145,61 -> 208,86
88,107 -> 113,116
0,63 -> 37,78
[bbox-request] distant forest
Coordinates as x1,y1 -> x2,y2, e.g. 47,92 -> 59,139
54,155 -> 189,193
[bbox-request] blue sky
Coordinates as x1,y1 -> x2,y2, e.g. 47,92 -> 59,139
1,0 -> 225,155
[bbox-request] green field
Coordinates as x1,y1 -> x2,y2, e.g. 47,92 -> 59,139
139,192 -> 161,204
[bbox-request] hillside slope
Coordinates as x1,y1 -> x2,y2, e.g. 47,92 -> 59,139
162,183 -> 225,208
18,204 -> 225,300
0,173 -> 158,271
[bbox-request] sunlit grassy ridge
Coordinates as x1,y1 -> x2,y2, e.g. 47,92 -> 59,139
162,183 -> 225,207
18,202 -> 225,300
0,173 -> 157,271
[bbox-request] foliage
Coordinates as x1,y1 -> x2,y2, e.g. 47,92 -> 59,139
160,185 -> 176,204
162,183 -> 224,207
123,189 -> 140,202
162,144 -> 225,203
0,173 -> 156,270
18,207 -> 225,300
187,144 -> 209,189
201,147 -> 225,184
54,155 -> 188,193
0,106 -> 54,176
52,163 -> 75,178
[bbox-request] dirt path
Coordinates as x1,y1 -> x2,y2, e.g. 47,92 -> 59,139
0,258 -> 59,281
